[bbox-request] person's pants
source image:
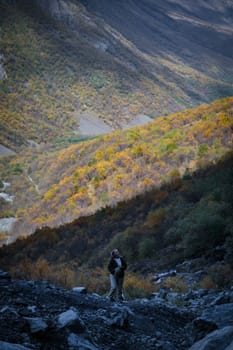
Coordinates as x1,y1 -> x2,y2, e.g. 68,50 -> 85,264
108,273 -> 124,300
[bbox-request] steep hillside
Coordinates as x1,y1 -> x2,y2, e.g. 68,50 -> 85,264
0,150 -> 232,293
0,97 -> 232,243
81,0 -> 233,56
0,0 -> 233,151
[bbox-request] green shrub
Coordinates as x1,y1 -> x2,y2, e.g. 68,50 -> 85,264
0,82 -> 10,93
105,227 -> 140,263
145,208 -> 166,228
138,238 -> 155,259
198,144 -> 209,157
184,214 -> 225,257
9,163 -> 23,174
1,210 -> 15,218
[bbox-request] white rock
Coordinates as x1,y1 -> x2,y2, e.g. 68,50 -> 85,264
0,193 -> 14,202
72,287 -> 87,294
0,218 -> 17,232
57,308 -> 79,329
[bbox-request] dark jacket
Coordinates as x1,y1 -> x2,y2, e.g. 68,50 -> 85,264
108,256 -> 127,276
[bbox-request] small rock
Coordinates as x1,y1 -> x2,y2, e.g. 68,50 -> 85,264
68,333 -> 99,349
72,287 -> 87,294
0,270 -> 11,279
56,307 -> 85,332
108,306 -> 133,329
24,317 -> 48,334
27,306 -> 36,313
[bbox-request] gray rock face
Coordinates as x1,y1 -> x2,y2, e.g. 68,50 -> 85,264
24,317 -> 48,333
32,0 -> 79,29
195,304 -> 233,329
225,340 -> 233,350
188,326 -> 233,350
0,341 -> 31,350
57,307 -> 81,329
34,0 -> 66,18
0,144 -> 15,156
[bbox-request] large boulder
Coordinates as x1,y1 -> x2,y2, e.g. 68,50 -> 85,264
56,307 -> 85,332
194,303 -> 233,329
0,341 -> 31,350
24,317 -> 48,334
32,0 -> 80,29
189,326 -> 233,350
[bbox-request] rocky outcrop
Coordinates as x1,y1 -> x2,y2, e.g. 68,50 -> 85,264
194,303 -> 233,329
189,326 -> 233,350
31,0 -> 81,29
1,270 -> 233,350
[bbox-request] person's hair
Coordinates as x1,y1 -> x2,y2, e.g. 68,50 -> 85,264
111,249 -> 118,256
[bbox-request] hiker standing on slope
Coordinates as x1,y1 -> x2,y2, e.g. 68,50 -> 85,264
107,248 -> 127,302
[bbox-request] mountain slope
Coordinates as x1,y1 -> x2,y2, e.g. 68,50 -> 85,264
81,0 -> 233,57
0,97 -> 232,242
0,0 -> 233,152
80,0 -> 233,100
0,148 -> 232,293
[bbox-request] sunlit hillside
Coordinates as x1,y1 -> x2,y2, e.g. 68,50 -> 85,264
0,97 -> 232,242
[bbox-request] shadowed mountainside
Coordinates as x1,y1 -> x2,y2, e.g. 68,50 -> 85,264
0,0 -> 233,151
81,0 -> 233,55
80,0 -> 233,96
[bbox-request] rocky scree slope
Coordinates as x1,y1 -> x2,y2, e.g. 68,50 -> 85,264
1,270 -> 233,350
80,0 -> 233,97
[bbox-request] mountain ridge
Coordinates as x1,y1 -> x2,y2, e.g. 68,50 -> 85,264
1,0 -> 233,152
